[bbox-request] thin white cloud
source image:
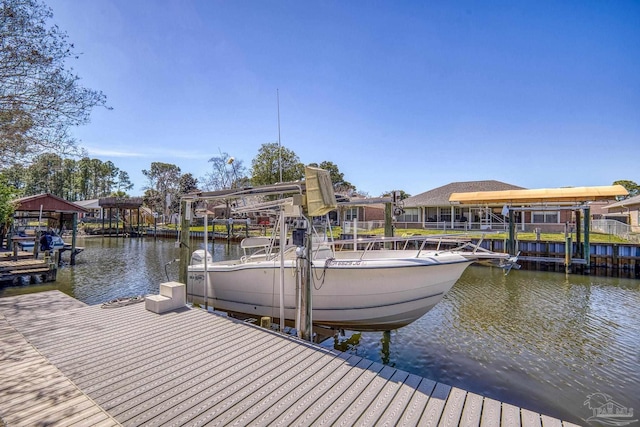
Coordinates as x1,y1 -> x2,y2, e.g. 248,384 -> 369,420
85,147 -> 146,157
85,146 -> 206,160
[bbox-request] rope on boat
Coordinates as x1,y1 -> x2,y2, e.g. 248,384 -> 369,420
101,295 -> 145,309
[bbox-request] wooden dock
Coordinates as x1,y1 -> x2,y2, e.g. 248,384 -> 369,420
0,291 -> 582,427
0,251 -> 57,285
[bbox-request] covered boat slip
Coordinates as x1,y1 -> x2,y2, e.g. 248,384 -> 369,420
0,291 -> 579,427
450,185 -> 629,270
7,193 -> 87,266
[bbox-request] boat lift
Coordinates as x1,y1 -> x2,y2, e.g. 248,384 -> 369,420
179,166 -> 337,341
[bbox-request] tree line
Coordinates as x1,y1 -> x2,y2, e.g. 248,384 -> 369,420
141,145 -> 358,223
2,154 -> 133,201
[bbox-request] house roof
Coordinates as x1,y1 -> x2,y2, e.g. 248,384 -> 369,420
605,193 -> 640,211
74,199 -> 101,209
12,193 -> 89,213
450,185 -> 628,204
403,180 -> 524,208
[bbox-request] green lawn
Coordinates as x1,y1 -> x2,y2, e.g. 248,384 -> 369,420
152,224 -> 632,244
371,228 -> 630,243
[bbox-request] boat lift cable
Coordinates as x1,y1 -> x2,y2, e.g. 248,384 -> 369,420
176,202 -> 182,246
164,258 -> 179,281
312,258 -> 333,290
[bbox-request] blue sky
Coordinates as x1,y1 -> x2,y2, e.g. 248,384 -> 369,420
46,0 -> 639,197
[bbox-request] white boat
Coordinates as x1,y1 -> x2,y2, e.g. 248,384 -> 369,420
187,233 -> 514,331
184,166 -> 516,332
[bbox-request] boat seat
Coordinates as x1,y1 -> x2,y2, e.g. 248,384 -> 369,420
240,237 -> 272,249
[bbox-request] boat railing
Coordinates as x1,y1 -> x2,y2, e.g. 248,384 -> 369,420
330,233 -> 510,261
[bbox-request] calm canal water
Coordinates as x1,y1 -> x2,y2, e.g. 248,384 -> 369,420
1,236 -> 638,424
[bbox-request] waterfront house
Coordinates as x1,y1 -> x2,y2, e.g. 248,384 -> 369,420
399,180 -> 525,230
337,196 -> 385,223
75,199 -> 103,220
396,181 -> 626,233
603,194 -> 640,232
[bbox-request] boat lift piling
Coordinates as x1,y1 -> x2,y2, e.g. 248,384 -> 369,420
278,210 -> 286,334
178,199 -> 191,287
298,216 -> 313,341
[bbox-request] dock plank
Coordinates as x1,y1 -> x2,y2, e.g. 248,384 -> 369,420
502,402 -> 522,427
356,368 -> 409,425
420,381 -> 451,425
459,392 -> 484,427
521,408 -> 543,427
12,394 -> 93,426
376,373 -> 423,426
98,329 -> 270,411
439,386 -> 467,426
399,377 -> 437,426
541,414 -> 563,427
480,397 -> 503,427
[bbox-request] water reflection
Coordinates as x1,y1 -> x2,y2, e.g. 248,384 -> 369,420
333,332 -> 361,352
0,236 -> 241,305
1,237 -> 638,424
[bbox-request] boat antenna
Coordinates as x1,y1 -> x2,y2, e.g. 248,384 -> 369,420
277,88 -> 282,183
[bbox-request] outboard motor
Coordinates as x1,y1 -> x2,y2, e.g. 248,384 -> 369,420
190,249 -> 213,266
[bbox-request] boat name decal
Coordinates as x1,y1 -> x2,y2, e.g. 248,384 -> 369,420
328,260 -> 363,266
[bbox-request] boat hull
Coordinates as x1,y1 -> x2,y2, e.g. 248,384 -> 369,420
16,240 -> 65,252
187,253 -> 472,331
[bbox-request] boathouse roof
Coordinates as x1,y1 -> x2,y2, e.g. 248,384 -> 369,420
12,193 -> 89,214
403,180 -> 524,208
449,185 -> 628,205
98,197 -> 143,209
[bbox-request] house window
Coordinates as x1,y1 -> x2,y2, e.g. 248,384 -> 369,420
397,208 -> 419,222
532,211 -> 559,223
424,207 -> 438,222
440,207 -> 452,222
344,208 -> 358,221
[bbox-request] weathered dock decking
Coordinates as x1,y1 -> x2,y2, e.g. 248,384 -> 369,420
0,291 -> 582,427
0,292 -> 118,426
0,251 -> 57,285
